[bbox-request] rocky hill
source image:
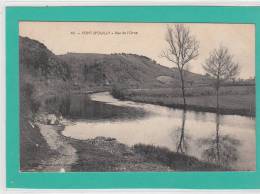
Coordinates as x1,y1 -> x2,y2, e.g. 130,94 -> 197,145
20,36 -> 71,81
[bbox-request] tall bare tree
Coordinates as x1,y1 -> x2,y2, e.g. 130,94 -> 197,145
203,46 -> 239,111
162,24 -> 199,107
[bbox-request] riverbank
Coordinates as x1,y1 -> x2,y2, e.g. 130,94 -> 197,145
111,89 -> 255,117
20,116 -> 58,171
70,136 -> 228,171
36,123 -> 78,171
24,121 -> 228,172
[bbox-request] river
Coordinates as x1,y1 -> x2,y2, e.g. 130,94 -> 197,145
61,92 -> 256,171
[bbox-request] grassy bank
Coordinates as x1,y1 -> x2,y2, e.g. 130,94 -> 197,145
69,136 -> 170,171
69,136 -> 227,171
20,83 -> 56,171
111,86 -> 255,117
133,144 -> 229,171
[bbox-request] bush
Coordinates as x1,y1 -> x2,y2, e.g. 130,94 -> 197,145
111,85 -> 126,100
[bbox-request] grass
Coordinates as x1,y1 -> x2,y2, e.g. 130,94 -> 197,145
69,136 -> 171,172
133,144 -> 229,171
69,137 -> 227,171
113,85 -> 255,117
124,85 -> 255,97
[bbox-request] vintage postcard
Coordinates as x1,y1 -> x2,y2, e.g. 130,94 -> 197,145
5,6 -> 260,189
19,22 -> 255,172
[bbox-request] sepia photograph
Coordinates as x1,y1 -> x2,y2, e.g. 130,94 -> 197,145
19,22 -> 255,172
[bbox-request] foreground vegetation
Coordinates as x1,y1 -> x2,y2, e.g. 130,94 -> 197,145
133,144 -> 229,171
70,136 -> 227,171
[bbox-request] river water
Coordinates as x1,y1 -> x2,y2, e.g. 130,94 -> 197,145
62,92 -> 256,171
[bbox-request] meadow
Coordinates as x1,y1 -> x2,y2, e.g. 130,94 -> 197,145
112,85 -> 255,117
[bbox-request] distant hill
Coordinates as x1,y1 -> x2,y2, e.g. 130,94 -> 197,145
19,36 -> 209,89
59,53 -> 209,88
59,53 -> 174,88
20,36 -> 71,81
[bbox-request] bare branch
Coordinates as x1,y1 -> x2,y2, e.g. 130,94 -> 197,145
203,46 -> 239,88
161,24 -> 200,106
160,50 -> 178,64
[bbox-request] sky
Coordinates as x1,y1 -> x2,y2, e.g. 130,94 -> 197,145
19,22 -> 255,79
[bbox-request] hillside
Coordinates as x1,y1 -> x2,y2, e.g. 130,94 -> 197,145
20,36 -> 209,89
59,53 -> 208,89
20,36 -> 71,82
19,36 -> 71,171
59,53 -> 172,88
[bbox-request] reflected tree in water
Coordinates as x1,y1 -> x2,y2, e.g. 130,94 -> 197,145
174,110 -> 190,154
46,93 -> 146,120
45,93 -> 71,116
198,113 -> 241,166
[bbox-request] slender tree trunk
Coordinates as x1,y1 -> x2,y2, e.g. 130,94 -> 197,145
179,70 -> 186,108
216,80 -> 220,163
216,88 -> 219,113
177,110 -> 186,153
177,126 -> 185,153
216,114 -> 220,163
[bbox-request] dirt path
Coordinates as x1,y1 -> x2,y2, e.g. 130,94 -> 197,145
37,123 -> 78,172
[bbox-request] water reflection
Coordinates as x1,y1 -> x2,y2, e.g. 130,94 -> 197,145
175,110 -> 190,153
45,93 -> 146,120
59,92 -> 255,170
198,113 -> 241,166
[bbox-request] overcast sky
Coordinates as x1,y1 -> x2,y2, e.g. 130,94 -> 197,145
20,22 -> 255,79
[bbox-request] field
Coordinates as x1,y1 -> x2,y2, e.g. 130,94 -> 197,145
113,85 -> 255,117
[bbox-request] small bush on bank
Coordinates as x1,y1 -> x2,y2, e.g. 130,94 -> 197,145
111,85 -> 126,100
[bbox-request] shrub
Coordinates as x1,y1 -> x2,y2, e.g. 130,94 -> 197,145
111,85 -> 126,100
